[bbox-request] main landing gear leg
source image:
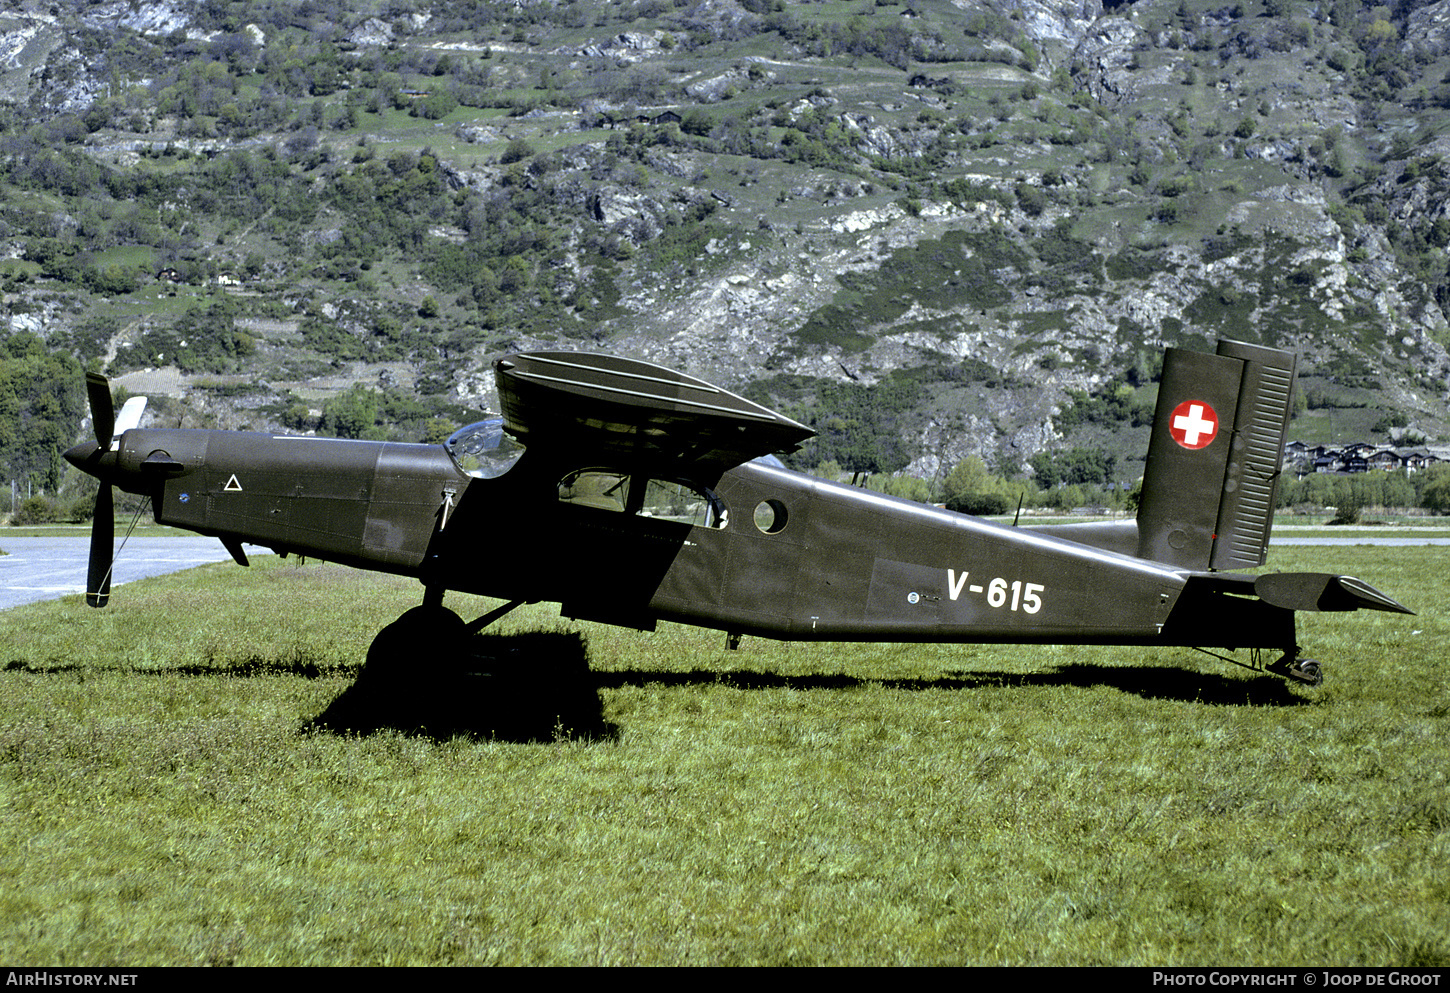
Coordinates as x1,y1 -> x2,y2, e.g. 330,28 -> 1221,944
1266,648 -> 1323,686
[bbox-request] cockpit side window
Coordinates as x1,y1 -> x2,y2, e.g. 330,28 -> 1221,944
558,469 -> 727,529
558,469 -> 630,512
640,477 -> 727,528
446,419 -> 524,479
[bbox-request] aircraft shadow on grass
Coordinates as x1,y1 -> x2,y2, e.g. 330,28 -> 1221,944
5,637 -> 1308,744
308,622 -> 1310,742
308,628 -> 621,744
595,661 -> 1313,707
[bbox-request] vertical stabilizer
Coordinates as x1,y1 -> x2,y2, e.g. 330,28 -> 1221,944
1136,339 -> 1296,570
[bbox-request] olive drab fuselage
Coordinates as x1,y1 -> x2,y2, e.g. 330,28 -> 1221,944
114,425 -> 1284,652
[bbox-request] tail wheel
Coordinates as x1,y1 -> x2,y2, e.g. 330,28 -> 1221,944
1294,660 -> 1323,686
1267,651 -> 1324,686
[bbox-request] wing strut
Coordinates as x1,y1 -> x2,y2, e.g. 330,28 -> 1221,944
466,599 -> 529,634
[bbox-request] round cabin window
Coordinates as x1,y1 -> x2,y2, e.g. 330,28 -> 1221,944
753,499 -> 788,534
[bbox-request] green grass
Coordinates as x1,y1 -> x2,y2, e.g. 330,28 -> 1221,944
0,549 -> 1446,966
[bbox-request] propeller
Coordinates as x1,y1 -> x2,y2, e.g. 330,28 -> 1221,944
82,373 -> 116,607
88,464 -> 114,607
70,374 -> 147,608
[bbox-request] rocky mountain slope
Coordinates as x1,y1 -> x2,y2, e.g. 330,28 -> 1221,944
5,0 -> 1450,488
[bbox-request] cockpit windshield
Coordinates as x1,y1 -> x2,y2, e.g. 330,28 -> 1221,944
445,418 -> 525,479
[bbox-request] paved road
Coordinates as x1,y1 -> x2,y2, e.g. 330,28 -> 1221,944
1271,537 -> 1450,546
0,535 -> 260,612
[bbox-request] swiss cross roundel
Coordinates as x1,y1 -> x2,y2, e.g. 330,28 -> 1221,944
1169,400 -> 1219,450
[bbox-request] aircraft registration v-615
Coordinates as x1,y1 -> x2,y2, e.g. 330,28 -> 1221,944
65,338 -> 1410,686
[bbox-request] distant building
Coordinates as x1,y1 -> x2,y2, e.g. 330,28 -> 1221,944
1367,449 -> 1403,471
1398,449 -> 1440,473
1286,439 -> 1441,476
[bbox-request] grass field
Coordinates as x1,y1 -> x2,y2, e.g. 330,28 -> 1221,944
0,547 -> 1446,966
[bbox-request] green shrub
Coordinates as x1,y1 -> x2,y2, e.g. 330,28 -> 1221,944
9,496 -> 61,525
945,491 -> 1012,516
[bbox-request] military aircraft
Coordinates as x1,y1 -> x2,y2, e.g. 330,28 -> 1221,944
64,338 -> 1411,686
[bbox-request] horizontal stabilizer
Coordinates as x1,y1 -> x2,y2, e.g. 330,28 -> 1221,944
1255,572 -> 1414,615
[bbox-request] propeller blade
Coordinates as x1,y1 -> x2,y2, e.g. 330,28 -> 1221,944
86,483 -> 114,608
85,373 -> 115,447
113,396 -> 147,439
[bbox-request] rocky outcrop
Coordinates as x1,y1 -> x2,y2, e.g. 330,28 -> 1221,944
348,17 -> 394,47
1069,15 -> 1149,102
80,1 -> 192,36
589,186 -> 667,245
996,0 -> 1102,47
573,31 -> 667,60
1405,0 -> 1450,54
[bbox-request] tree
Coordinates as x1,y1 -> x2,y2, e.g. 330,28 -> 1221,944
945,491 -> 1011,515
10,496 -> 61,525
1029,447 -> 1117,489
0,332 -> 86,492
944,456 -> 994,496
319,385 -> 385,440
941,456 -> 1016,515
1420,465 -> 1450,514
83,263 -> 140,296
680,109 -> 712,136
500,138 -> 535,164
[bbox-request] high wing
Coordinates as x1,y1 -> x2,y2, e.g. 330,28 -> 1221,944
493,351 -> 813,477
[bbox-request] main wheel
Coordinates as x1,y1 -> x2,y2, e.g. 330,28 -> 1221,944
363,604 -> 467,677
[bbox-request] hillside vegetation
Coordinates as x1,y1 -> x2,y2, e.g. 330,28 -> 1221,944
6,0 -> 1450,499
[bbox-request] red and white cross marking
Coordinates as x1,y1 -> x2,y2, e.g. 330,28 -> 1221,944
1169,400 -> 1219,450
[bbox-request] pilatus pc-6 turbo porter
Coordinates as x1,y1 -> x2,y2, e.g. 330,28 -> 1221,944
66,338 -> 1410,686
